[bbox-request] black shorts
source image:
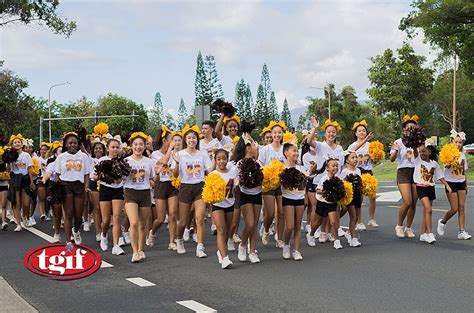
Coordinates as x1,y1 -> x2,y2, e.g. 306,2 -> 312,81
282,197 -> 305,207
124,188 -> 151,207
349,190 -> 362,208
397,167 -> 415,184
61,180 -> 85,198
416,185 -> 436,200
239,191 -> 262,206
154,181 -> 178,200
316,201 -> 337,218
89,180 -> 98,192
212,204 -> 234,214
446,181 -> 466,193
306,180 -> 316,193
99,185 -> 124,202
179,182 -> 204,204
262,188 -> 282,197
0,185 -> 8,192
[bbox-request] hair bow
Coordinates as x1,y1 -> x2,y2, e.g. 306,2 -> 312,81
241,133 -> 255,146
223,115 -> 241,125
171,131 -> 183,138
450,129 -> 466,141
321,119 -> 342,132
40,142 -> 52,148
424,138 -> 435,147
343,150 -> 356,157
51,141 -> 63,151
267,121 -> 288,130
128,131 -> 149,143
301,129 -> 309,136
8,134 -> 25,145
402,115 -> 419,124
22,138 -> 34,146
63,131 -> 78,139
259,126 -> 271,137
352,120 -> 368,130
113,135 -> 122,142
161,125 -> 171,138
182,125 -> 202,137
104,133 -> 113,139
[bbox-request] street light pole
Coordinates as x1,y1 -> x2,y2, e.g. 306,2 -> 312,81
48,82 -> 71,141
452,55 -> 457,129
309,85 -> 331,120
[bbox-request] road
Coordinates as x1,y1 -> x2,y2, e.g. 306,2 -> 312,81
1,182 -> 473,312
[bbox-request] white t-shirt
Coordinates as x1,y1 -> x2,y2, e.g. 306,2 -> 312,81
444,152 -> 467,183
200,138 -> 221,157
54,151 -> 90,183
11,151 -> 33,175
312,141 -> 344,185
338,167 -> 362,180
348,141 -> 373,171
391,138 -> 415,169
258,144 -> 285,166
45,161 -> 58,181
97,156 -> 124,189
36,156 -> 48,177
89,157 -> 100,179
211,169 -> 237,208
413,156 -> 443,186
302,151 -> 319,178
151,150 -> 176,182
123,156 -> 155,190
281,165 -> 306,200
177,149 -> 212,184
316,174 -> 337,204
235,159 -> 262,195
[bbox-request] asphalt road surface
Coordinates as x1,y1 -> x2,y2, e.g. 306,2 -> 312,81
1,182 -> 473,312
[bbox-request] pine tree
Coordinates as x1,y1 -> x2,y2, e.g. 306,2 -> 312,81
149,92 -> 164,131
280,98 -> 293,129
269,91 -> 279,121
177,98 -> 187,129
243,83 -> 253,120
234,79 -> 247,118
164,113 -> 176,130
255,84 -> 269,128
195,51 -> 212,108
205,54 -> 224,101
261,64 -> 272,101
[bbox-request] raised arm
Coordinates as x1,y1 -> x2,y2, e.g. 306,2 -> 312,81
306,117 -> 320,148
215,113 -> 225,141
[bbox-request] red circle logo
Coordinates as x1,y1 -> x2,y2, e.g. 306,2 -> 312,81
23,243 -> 102,280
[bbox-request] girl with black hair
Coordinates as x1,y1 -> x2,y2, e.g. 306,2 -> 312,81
301,138 -> 319,234
149,126 -> 179,251
54,132 -> 91,248
24,140 -> 39,226
413,143 -> 451,244
36,142 -> 50,222
87,141 -> 105,238
216,113 -> 240,150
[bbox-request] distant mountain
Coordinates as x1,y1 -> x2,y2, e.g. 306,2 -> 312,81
289,106 -> 308,129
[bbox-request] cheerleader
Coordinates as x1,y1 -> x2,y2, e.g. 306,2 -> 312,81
97,138 -> 126,255
260,126 -> 273,146
216,113 -> 240,149
123,132 -> 154,262
209,149 -> 236,269
413,141 -> 451,243
348,120 -> 377,229
232,131 -> 262,263
259,121 -> 287,247
87,141 -> 105,237
24,139 -> 39,226
390,115 -> 419,238
300,138 -> 318,234
7,134 -> 34,231
0,154 -> 9,230
437,130 -> 471,240
54,132 -> 91,247
149,126 -> 179,251
36,142 -> 50,221
173,125 -> 212,257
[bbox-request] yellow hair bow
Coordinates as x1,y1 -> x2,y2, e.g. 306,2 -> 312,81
161,125 -> 171,138
223,115 -> 241,125
129,131 -> 149,143
63,131 -> 78,139
51,141 -> 63,151
352,120 -> 368,130
321,119 -> 342,132
40,142 -> 52,148
8,134 -> 25,145
171,131 -> 183,138
259,126 -> 271,137
267,121 -> 288,131
182,125 -> 202,137
402,115 -> 419,124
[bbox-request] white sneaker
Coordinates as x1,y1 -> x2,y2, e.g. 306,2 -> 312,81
368,219 -> 379,228
14,225 -> 22,232
6,211 -> 13,221
419,233 -> 428,242
164,214 -> 169,224
457,230 -> 472,240
45,215 -> 51,221
269,223 -> 275,236
183,228 -> 190,242
2,222 -> 8,230
221,256 -> 233,269
52,233 -> 61,243
282,244 -> 291,259
145,236 -> 150,247
314,227 -> 321,239
232,233 -> 242,244
21,217 -> 30,228
196,244 -> 207,258
427,233 -> 436,244
227,238 -> 236,251
262,230 -> 269,245
211,224 -> 217,235
305,224 -> 311,234
29,216 -> 37,226
168,242 -> 177,251
350,238 -> 361,247
83,221 -> 90,232
437,219 -> 446,236
131,253 -> 141,263
276,239 -> 285,248
344,231 -> 352,243
404,227 -> 416,238
95,234 -> 101,242
217,250 -> 223,264
395,225 -> 405,238
355,222 -> 366,231
72,228 -> 82,244
337,227 -> 345,237
123,231 -> 131,245
248,252 -> 260,263
148,230 -> 156,247
333,239 -> 343,249
176,239 -> 186,254
306,233 -> 316,247
100,234 -> 108,251
292,250 -> 303,261
259,224 -> 264,237
192,233 -> 198,243
118,237 -> 125,247
112,245 -> 125,255
327,233 -> 335,242
318,232 -> 328,243
238,244 -> 247,262
138,251 -> 146,261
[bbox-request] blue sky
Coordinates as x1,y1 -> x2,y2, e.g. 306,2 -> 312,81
1,0 -> 435,118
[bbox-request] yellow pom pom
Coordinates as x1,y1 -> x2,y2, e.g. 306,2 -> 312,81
368,141 -> 385,162
171,175 -> 180,189
283,131 -> 297,143
0,147 -> 4,157
361,173 -> 378,197
202,173 -> 227,204
31,158 -> 40,176
338,180 -> 354,206
94,122 -> 109,136
0,171 -> 10,181
439,143 -> 461,168
262,160 -> 286,192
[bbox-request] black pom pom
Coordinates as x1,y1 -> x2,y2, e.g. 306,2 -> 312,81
0,163 -> 6,172
280,167 -> 307,190
212,99 -> 235,118
95,157 -> 131,184
2,148 -> 19,163
239,158 -> 263,188
322,176 -> 346,203
345,173 -> 362,194
402,125 -> 426,149
240,120 -> 256,134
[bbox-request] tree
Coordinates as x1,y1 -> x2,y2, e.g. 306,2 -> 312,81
367,44 -> 434,121
0,0 -> 76,37
280,98 -> 293,129
254,84 -> 269,129
243,83 -> 254,120
164,113 -> 176,130
149,92 -> 164,133
400,1 -> 474,77
269,91 -> 279,121
194,51 -> 212,109
205,55 -> 224,101
234,79 -> 247,118
177,98 -> 187,129
261,64 -> 272,102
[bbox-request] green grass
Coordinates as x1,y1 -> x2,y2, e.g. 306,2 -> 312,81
373,155 -> 474,182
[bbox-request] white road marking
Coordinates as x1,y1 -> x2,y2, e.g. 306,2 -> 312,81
376,191 -> 401,202
126,277 -> 156,287
24,226 -> 113,268
177,300 -> 217,312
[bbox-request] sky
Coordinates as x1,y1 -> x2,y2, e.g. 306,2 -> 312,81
0,0 -> 436,118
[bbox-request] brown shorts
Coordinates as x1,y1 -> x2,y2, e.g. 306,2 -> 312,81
124,188 -> 152,207
262,187 -> 282,197
397,167 -> 415,184
60,181 -> 85,198
179,182 -> 204,204
154,181 -> 178,200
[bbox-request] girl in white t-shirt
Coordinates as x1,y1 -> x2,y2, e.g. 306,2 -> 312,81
413,144 -> 451,244
173,126 -> 212,258
35,142 -> 50,222
88,142 -> 105,240
437,131 -> 471,240
300,139 -> 319,234
215,110 -> 240,151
